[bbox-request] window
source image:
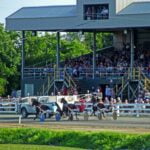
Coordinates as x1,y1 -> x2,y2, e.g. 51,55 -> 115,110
84,4 -> 109,20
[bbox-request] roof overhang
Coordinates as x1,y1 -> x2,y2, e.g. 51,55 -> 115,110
6,1 -> 150,32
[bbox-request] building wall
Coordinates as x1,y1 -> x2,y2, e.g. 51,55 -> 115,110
116,0 -> 134,13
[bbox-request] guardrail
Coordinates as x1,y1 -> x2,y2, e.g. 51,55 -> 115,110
73,103 -> 150,117
0,102 -> 19,114
114,103 -> 150,117
0,98 -> 150,118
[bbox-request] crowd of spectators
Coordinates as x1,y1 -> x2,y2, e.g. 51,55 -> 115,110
55,83 -> 150,104
24,44 -> 150,79
79,86 -> 150,105
63,45 -> 150,78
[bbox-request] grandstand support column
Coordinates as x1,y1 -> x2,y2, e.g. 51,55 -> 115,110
93,32 -> 96,79
21,31 -> 25,80
56,32 -> 60,71
130,29 -> 134,79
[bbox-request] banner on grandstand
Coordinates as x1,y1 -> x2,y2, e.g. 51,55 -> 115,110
57,95 -> 78,103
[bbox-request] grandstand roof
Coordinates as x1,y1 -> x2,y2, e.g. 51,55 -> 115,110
7,5 -> 76,19
119,2 -> 150,15
6,0 -> 150,31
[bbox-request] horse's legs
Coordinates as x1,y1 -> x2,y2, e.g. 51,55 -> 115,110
75,112 -> 79,120
44,112 -> 46,119
102,110 -> 105,118
34,112 -> 39,120
34,107 -> 40,120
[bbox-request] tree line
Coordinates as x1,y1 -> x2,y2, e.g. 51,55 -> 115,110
0,23 -> 112,96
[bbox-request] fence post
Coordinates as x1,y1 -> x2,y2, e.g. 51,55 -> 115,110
117,104 -> 120,117
19,115 -> 22,124
136,103 -> 140,117
15,101 -> 18,113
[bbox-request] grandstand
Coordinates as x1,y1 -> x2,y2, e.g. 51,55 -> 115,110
6,0 -> 150,101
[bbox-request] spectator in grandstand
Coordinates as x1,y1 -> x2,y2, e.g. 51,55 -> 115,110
91,86 -> 96,93
134,99 -> 138,104
61,86 -> 68,95
86,94 -> 92,102
144,90 -> 150,100
85,7 -> 92,20
72,67 -> 78,77
117,97 -> 122,104
110,97 -> 114,104
104,97 -> 109,104
105,85 -> 112,100
73,87 -> 78,95
124,99 -> 128,104
101,6 -> 109,18
57,92 -> 61,96
145,99 -> 150,104
113,98 -> 117,104
96,86 -> 103,99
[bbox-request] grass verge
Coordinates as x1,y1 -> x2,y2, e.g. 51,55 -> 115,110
0,144 -> 83,150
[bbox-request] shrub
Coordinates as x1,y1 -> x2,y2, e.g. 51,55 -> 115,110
0,128 -> 149,150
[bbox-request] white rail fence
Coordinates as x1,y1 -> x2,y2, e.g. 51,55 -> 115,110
73,103 -> 150,117
0,102 -> 19,114
0,101 -> 150,117
114,103 -> 150,117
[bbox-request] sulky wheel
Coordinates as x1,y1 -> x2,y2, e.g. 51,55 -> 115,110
84,112 -> 89,121
112,111 -> 117,120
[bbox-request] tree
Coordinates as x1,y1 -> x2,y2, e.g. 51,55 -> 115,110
0,24 -> 20,95
0,28 -> 113,96
25,32 -> 57,67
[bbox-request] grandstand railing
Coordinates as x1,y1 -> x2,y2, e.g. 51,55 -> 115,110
115,67 -> 150,100
24,67 -> 150,79
36,68 -> 77,96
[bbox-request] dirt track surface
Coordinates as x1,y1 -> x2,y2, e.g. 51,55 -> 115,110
0,115 -> 150,133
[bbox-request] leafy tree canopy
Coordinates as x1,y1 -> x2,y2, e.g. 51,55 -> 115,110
0,26 -> 112,96
0,24 -> 20,95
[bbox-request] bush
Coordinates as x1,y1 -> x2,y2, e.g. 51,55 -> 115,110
0,128 -> 149,150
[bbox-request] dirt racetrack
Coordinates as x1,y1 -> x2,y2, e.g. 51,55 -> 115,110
0,115 -> 150,133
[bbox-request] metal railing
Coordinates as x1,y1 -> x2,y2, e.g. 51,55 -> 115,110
24,67 -> 150,79
64,69 -> 76,88
37,68 -> 77,96
84,13 -> 109,20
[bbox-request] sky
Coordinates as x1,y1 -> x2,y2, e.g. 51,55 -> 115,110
0,0 -> 76,24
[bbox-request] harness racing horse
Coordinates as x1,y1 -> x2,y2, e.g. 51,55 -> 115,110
32,99 -> 51,120
60,98 -> 79,121
96,100 -> 117,120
